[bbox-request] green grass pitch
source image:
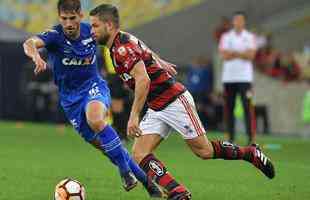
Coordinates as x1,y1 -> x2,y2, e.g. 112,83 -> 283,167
0,121 -> 309,200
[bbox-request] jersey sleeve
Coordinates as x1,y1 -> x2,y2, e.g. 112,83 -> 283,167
114,42 -> 143,73
36,29 -> 59,48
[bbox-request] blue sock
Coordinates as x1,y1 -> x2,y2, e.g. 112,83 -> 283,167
96,125 -> 131,176
124,149 -> 148,187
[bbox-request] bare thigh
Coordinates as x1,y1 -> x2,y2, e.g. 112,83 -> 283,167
185,135 -> 214,159
132,134 -> 163,163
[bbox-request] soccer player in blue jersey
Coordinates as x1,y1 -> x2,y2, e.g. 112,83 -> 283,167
22,0 -> 163,197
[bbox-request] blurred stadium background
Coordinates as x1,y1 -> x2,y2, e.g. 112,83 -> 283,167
0,0 -> 310,200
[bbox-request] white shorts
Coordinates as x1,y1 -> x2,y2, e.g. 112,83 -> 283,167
140,91 -> 206,139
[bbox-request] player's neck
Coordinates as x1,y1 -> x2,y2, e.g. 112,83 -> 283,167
106,29 -> 120,48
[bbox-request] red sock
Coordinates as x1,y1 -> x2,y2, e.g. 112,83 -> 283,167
139,154 -> 180,192
211,140 -> 252,160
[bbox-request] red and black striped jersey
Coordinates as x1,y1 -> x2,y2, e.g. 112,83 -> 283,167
109,31 -> 186,111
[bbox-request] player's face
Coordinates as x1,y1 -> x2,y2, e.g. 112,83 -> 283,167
233,15 -> 245,31
59,11 -> 82,39
90,16 -> 111,45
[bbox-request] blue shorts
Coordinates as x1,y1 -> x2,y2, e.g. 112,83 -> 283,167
62,80 -> 111,142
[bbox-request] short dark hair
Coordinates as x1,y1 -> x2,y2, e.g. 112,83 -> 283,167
233,11 -> 247,19
57,0 -> 81,13
89,4 -> 120,28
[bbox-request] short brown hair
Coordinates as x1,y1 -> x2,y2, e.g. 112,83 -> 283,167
89,4 -> 120,28
57,0 -> 81,13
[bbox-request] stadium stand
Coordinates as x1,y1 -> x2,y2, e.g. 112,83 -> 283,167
0,0 -> 202,33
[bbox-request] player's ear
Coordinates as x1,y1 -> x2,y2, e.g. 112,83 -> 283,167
79,11 -> 83,19
107,21 -> 114,31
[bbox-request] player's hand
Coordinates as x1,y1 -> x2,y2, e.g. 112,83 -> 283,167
161,60 -> 177,76
127,114 -> 142,138
32,54 -> 47,75
166,62 -> 177,76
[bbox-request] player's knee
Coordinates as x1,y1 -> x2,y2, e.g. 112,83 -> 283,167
88,120 -> 106,133
86,101 -> 107,133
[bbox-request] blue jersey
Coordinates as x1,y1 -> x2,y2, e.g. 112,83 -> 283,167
37,23 -> 111,142
37,22 -> 104,108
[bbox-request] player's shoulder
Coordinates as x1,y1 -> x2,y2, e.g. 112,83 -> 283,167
114,32 -> 140,53
80,22 -> 92,32
40,24 -> 61,36
112,32 -> 142,65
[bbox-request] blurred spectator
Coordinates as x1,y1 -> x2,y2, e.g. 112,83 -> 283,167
280,52 -> 301,82
186,56 -> 214,99
186,56 -> 214,128
213,16 -> 231,43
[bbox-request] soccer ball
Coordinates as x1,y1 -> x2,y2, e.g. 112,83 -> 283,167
54,178 -> 86,200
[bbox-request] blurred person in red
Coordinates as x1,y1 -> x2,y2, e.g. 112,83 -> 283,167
214,16 -> 231,43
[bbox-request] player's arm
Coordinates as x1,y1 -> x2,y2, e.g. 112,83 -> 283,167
150,50 -> 177,76
23,37 -> 47,75
127,60 -> 151,137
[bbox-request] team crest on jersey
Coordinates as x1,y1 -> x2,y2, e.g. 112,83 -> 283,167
149,160 -> 164,176
88,86 -> 102,99
117,46 -> 127,56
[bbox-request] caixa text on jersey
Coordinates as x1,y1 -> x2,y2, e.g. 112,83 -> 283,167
62,56 -> 96,66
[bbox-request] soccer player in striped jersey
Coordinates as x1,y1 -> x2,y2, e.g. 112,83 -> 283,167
89,4 -> 275,200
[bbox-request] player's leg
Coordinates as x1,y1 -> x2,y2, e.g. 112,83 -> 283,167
136,109 -> 191,200
186,136 -> 275,179
85,83 -> 164,195
85,100 -> 137,191
169,91 -> 275,179
239,83 -> 256,144
223,83 -> 238,142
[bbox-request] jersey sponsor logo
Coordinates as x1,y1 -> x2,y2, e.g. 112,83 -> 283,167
149,160 -> 164,176
62,55 -> 96,66
119,73 -> 132,81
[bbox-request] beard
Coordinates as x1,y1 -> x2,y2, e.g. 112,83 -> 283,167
64,27 -> 79,39
97,27 -> 110,45
97,34 -> 110,45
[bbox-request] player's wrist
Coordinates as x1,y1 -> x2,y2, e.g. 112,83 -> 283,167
32,52 -> 40,61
